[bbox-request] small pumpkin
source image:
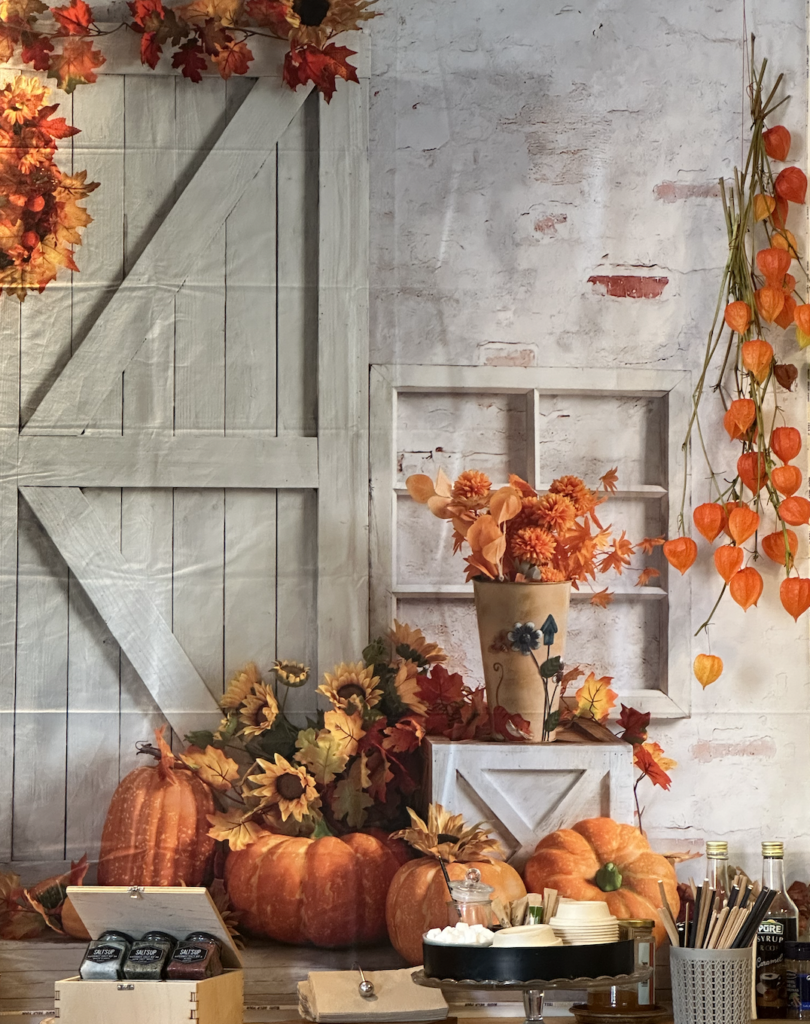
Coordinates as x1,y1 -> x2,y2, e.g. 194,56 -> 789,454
523,817 -> 679,947
98,728 -> 216,886
386,804 -> 526,966
224,827 -> 409,947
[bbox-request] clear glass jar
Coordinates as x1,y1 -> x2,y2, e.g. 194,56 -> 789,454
166,931 -> 223,980
446,867 -> 494,927
80,930 -> 133,980
786,941 -> 810,1019
624,919 -> 655,1007
123,930 -> 176,980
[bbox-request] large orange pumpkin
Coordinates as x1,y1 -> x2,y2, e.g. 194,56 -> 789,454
225,829 -> 409,948
386,856 -> 527,966
98,729 -> 216,886
523,818 -> 679,947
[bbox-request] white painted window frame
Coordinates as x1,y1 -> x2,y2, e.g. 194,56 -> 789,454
369,363 -> 693,719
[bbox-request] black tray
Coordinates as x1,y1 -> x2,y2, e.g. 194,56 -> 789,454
422,938 -> 635,983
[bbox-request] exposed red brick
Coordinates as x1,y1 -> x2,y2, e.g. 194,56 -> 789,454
534,213 -> 567,235
690,737 -> 776,764
587,275 -> 669,298
484,348 -> 535,367
654,180 -> 722,203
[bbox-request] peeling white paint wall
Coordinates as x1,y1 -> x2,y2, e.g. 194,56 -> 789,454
369,0 -> 810,879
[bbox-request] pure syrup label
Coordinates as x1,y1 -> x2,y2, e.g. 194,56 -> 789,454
757,917 -> 798,1016
86,946 -> 120,963
173,947 -> 206,963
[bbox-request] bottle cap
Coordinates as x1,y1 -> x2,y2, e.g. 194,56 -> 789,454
706,841 -> 728,857
623,919 -> 655,930
762,841 -> 785,857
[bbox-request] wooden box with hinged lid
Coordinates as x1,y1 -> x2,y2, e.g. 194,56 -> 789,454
54,885 -> 243,1024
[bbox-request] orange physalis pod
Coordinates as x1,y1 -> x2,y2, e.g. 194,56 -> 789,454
756,247 -> 792,284
727,506 -> 760,545
772,228 -> 798,255
794,304 -> 810,334
780,577 -> 810,621
741,339 -> 774,382
763,125 -> 791,161
772,464 -> 803,497
754,193 -> 776,222
737,451 -> 768,493
755,285 -> 785,324
693,503 -> 725,543
761,529 -> 798,565
775,294 -> 797,330
714,544 -> 744,582
721,500 -> 747,537
773,195 -> 790,230
729,566 -> 763,611
771,425 -> 802,463
779,496 -> 810,526
775,166 -> 808,204
663,536 -> 697,575
723,300 -> 751,334
694,653 -> 723,689
723,398 -> 756,440
783,273 -> 797,294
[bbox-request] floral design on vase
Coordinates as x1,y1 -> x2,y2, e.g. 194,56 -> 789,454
505,615 -> 565,742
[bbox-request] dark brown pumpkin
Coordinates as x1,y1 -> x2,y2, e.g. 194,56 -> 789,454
98,728 -> 215,886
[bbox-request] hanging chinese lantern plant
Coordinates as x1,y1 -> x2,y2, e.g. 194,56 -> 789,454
668,39 -> 810,685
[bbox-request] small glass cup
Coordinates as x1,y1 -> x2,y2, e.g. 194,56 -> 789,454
446,867 -> 495,927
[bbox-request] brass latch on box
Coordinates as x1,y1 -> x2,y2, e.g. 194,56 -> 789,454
127,886 -> 145,899
117,984 -> 136,991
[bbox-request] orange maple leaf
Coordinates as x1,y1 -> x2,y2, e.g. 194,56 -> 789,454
51,0 -> 93,35
599,531 -> 635,574
637,535 -> 665,555
283,42 -> 358,102
574,672 -> 617,722
642,740 -> 677,773
600,467 -> 619,492
47,36 -> 105,91
211,37 -> 252,78
590,588 -> 613,608
636,566 -> 661,587
634,743 -> 672,790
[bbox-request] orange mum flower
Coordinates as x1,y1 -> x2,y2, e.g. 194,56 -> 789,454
549,475 -> 595,515
451,469 -> 492,510
536,492 -> 577,532
511,526 -> 556,566
541,566 -> 567,582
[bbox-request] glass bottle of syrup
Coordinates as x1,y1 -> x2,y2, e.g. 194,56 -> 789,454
757,841 -> 799,1019
706,840 -> 730,904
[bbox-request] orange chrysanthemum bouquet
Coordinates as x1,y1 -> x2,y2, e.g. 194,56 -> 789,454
407,467 -> 662,604
667,40 -> 810,687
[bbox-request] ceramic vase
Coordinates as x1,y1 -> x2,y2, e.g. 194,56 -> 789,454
473,578 -> 571,742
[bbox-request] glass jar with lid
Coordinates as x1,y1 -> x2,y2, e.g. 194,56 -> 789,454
446,867 -> 494,928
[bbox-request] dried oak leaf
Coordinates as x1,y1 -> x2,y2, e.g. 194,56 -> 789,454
331,756 -> 374,829
294,726 -> 350,785
365,746 -> 394,803
382,715 -> 425,754
283,42 -> 358,103
323,709 -> 365,757
51,0 -> 93,35
47,36 -> 105,91
179,745 -> 239,792
207,809 -> 264,851
171,37 -> 206,81
211,37 -> 251,77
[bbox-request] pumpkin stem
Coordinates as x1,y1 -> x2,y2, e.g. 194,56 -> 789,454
595,861 -> 623,892
153,727 -> 179,785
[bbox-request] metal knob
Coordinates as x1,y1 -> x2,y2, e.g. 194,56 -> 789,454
353,962 -> 376,999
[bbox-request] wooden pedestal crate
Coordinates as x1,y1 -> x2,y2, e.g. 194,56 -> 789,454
55,886 -> 243,1024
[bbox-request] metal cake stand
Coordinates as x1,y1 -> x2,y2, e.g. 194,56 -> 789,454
412,966 -> 654,1024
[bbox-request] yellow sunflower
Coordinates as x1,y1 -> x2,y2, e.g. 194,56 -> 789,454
272,660 -> 310,687
249,754 -> 319,822
389,620 -> 447,665
273,0 -> 378,49
221,662 -> 262,710
394,660 -> 428,715
318,661 -> 381,711
238,682 -> 279,737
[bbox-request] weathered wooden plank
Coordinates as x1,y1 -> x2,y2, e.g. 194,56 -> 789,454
0,300 -> 20,861
317,80 -> 370,675
24,76 -> 313,436
18,435 -> 318,487
21,487 -> 221,737
369,366 -> 397,642
13,497 -> 69,862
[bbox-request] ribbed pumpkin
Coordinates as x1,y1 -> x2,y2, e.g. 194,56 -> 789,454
224,828 -> 409,948
98,728 -> 216,886
385,804 -> 527,966
523,817 -> 679,948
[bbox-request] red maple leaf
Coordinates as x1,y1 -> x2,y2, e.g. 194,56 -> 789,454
139,31 -> 161,66
51,0 -> 93,35
128,0 -> 164,26
245,0 -> 290,31
617,704 -> 650,745
491,704 -> 532,742
171,38 -> 206,81
211,37 -> 252,78
32,103 -> 78,139
448,688 -> 489,740
417,664 -> 465,707
283,42 -> 358,103
47,37 -> 105,92
633,743 -> 672,790
21,32 -> 53,69
422,708 -> 451,735
382,715 -> 425,754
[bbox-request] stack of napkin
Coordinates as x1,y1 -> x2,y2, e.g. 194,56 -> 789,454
298,968 -> 449,1023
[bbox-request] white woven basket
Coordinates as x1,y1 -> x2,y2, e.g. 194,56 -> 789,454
670,946 -> 753,1024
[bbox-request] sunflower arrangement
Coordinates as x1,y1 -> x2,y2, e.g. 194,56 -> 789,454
407,468 -> 663,607
183,622 -> 533,851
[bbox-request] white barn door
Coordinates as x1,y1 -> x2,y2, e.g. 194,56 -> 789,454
0,43 -> 369,878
